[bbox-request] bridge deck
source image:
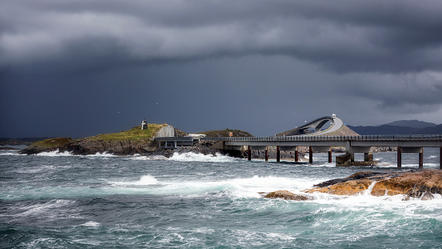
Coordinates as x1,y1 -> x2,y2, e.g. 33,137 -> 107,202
202,135 -> 442,147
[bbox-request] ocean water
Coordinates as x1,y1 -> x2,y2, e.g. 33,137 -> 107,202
0,148 -> 441,248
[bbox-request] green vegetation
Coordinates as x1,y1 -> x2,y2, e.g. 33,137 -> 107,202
87,123 -> 167,141
29,137 -> 73,150
198,129 -> 253,137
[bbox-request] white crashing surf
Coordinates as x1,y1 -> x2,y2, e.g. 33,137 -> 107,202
35,149 -> 74,157
167,152 -> 236,162
34,150 -> 118,158
110,175 -> 160,186
85,152 -> 117,157
0,151 -> 23,156
108,175 -> 324,199
125,152 -> 235,162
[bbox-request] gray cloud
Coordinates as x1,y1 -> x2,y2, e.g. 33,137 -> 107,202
2,0 -> 442,73
1,0 -> 442,137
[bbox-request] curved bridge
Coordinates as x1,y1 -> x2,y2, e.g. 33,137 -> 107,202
277,114 -> 344,136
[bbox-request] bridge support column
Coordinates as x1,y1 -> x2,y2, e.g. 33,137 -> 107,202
247,146 -> 251,161
328,149 -> 332,163
364,152 -> 373,162
295,148 -> 299,162
276,146 -> 281,162
265,148 -> 269,162
309,146 -> 313,164
419,148 -> 424,169
397,147 -> 402,169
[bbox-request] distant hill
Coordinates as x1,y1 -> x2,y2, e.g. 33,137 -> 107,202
349,120 -> 442,135
385,120 -> 436,129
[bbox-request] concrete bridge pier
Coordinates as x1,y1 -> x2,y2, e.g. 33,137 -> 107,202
295,148 -> 299,162
397,147 -> 402,168
399,147 -> 424,169
276,146 -> 281,163
364,152 -> 373,162
247,146 -> 251,161
265,148 -> 269,162
309,146 -> 313,164
328,149 -> 332,163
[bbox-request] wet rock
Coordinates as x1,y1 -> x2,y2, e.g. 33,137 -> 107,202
264,190 -> 311,201
306,170 -> 442,200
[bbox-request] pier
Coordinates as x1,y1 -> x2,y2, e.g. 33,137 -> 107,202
156,135 -> 442,168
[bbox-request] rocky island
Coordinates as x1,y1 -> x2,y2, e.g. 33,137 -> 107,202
19,123 -> 253,156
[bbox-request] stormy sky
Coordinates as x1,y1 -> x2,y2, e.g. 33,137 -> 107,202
1,0 -> 442,137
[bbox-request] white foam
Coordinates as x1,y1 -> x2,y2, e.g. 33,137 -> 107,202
35,149 -> 74,157
0,151 -> 23,156
111,175 -> 159,186
128,155 -> 168,161
123,152 -> 236,162
16,199 -> 75,217
85,152 -> 117,157
80,221 -> 100,227
168,152 -> 236,162
108,175 -> 324,199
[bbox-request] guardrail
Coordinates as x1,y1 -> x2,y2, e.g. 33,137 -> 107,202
201,135 -> 442,142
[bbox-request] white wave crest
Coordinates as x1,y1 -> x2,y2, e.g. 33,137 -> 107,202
85,152 -> 117,157
111,175 -> 159,186
128,155 -> 168,161
35,149 -> 74,157
107,175 -> 323,199
168,152 -> 236,162
0,151 -> 23,156
80,221 -> 100,227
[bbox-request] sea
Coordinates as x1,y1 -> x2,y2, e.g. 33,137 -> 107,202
0,147 -> 441,248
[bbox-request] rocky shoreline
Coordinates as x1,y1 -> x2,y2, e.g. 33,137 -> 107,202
264,170 -> 441,201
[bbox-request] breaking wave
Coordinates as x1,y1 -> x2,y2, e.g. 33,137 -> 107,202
35,150 -> 74,157
168,152 -> 236,162
111,175 -> 159,186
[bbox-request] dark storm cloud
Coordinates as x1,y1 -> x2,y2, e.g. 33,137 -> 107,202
1,0 -> 442,137
2,0 -> 442,72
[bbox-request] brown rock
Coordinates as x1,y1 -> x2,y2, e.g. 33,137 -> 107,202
306,179 -> 372,195
264,190 -> 311,201
306,170 -> 442,200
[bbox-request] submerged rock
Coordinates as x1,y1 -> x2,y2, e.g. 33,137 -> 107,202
306,170 -> 442,200
264,190 -> 311,201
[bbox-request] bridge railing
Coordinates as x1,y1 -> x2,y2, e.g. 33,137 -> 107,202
201,135 -> 442,142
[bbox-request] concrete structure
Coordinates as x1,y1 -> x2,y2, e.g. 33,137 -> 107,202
207,135 -> 442,168
277,114 -> 358,137
154,125 -> 175,138
156,137 -> 194,148
141,120 -> 147,130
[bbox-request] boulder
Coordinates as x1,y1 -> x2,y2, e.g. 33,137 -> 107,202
264,190 -> 311,201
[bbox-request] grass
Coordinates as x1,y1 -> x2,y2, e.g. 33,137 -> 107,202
30,137 -> 73,149
86,123 -> 167,141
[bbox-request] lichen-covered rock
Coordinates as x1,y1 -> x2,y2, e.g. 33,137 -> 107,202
264,190 -> 311,201
306,170 -> 442,200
